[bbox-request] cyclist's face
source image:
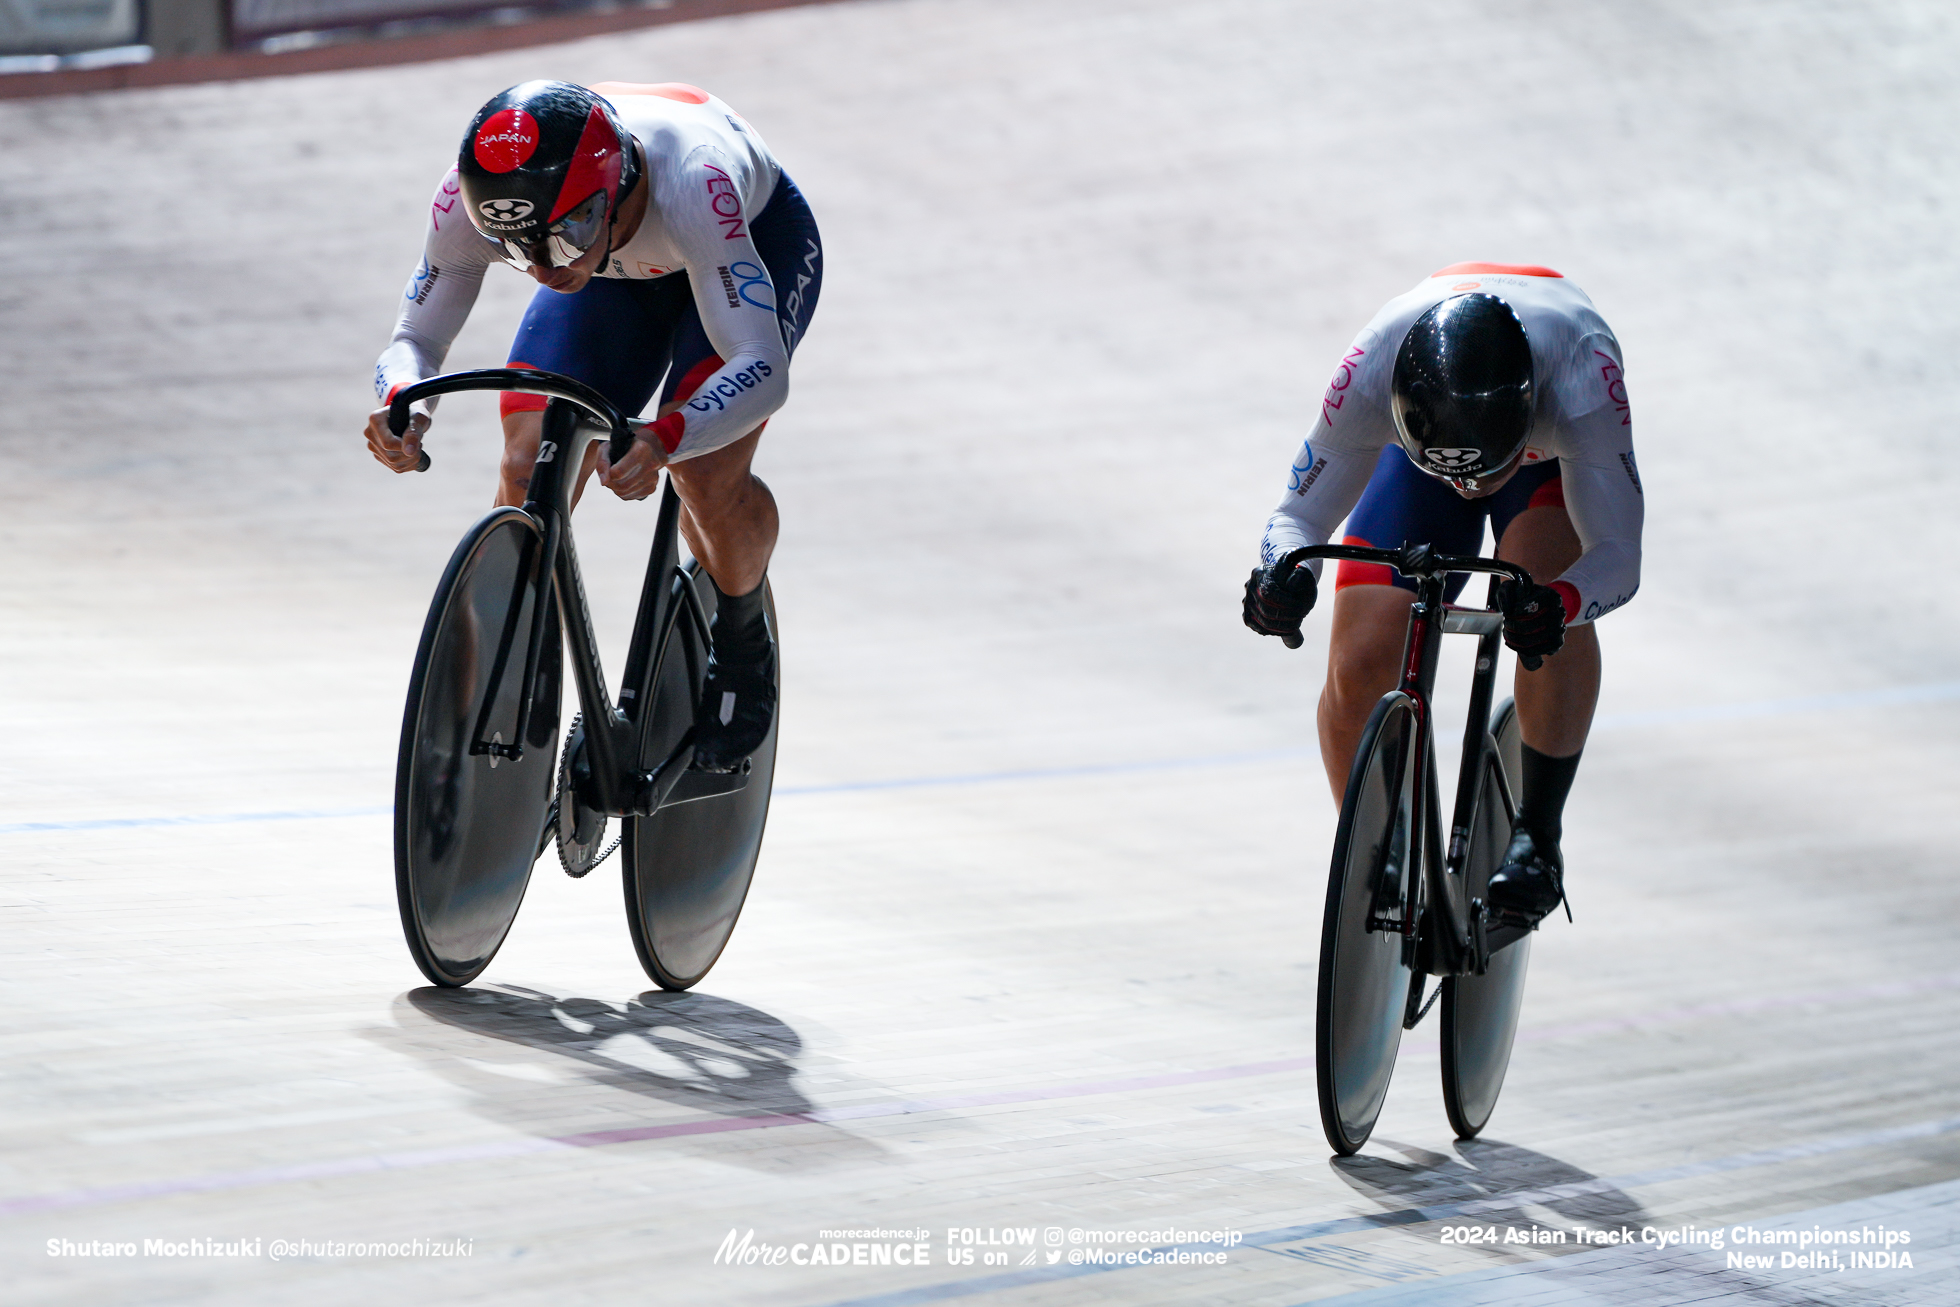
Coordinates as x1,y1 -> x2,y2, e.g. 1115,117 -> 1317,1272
526,228 -> 610,293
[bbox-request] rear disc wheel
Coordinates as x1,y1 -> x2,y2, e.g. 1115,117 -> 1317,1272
622,570 -> 778,991
1441,697 -> 1533,1137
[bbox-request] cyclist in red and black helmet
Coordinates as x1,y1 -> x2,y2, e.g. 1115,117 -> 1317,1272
455,80 -> 644,275
364,79 -> 823,773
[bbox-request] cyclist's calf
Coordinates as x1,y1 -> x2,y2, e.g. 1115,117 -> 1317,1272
666,428 -> 778,596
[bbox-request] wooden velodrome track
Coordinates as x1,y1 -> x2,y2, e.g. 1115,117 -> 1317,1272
3,1 -> 1957,1302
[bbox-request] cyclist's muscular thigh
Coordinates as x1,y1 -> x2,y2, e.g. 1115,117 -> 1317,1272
1318,584 -> 1416,803
660,413 -> 779,596
1494,504 -> 1581,583
497,410 -> 601,509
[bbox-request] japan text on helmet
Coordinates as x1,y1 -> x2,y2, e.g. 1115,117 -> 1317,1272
1389,293 -> 1535,491
457,81 -> 644,271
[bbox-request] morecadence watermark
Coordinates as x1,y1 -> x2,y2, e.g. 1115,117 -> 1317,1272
712,1225 -> 1245,1269
47,1237 -> 474,1261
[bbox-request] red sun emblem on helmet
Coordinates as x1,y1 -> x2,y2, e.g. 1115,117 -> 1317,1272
474,108 -> 540,173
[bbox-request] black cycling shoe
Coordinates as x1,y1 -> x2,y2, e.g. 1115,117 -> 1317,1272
690,636 -> 776,773
1486,824 -> 1567,924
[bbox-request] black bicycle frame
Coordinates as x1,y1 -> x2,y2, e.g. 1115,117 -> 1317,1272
389,368 -> 744,819
1283,542 -> 1534,977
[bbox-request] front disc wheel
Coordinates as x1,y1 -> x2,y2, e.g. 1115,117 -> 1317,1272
395,508 -> 562,988
1316,692 -> 1422,1156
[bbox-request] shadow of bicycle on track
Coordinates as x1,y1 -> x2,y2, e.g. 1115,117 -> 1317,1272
1326,1138 -> 1849,1305
1333,1136 -> 1658,1238
366,984 -> 888,1168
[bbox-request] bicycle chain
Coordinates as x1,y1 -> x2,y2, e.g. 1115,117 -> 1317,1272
556,713 -> 622,878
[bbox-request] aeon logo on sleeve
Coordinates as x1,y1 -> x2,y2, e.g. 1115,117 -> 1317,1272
702,162 -> 747,241
474,109 -> 540,172
1423,447 -> 1483,470
1595,349 -> 1631,426
1321,346 -> 1365,431
477,198 -> 535,226
432,173 -> 461,230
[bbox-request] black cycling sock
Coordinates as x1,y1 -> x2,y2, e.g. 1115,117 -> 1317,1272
1515,743 -> 1582,848
711,575 -> 770,658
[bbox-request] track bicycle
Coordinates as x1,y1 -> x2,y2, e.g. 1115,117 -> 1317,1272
1280,542 -> 1542,1156
385,367 -> 777,991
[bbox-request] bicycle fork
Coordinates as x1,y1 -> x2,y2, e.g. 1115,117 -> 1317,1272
1368,569 -> 1448,970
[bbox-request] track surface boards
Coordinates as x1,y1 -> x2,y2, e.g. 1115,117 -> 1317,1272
3,1 -> 1958,1303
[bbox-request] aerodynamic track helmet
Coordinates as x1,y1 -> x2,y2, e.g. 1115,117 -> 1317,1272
1389,293 -> 1536,491
457,80 -> 643,271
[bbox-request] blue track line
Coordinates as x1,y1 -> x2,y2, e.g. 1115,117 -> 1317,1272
0,806 -> 392,835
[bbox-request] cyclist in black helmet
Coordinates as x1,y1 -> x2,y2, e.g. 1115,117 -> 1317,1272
1243,265 -> 1644,924
364,79 -> 823,772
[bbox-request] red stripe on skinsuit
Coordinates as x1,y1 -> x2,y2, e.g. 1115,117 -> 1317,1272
672,354 -> 725,404
499,362 -> 547,417
1430,262 -> 1564,278
1334,535 -> 1396,591
1527,474 -> 1565,511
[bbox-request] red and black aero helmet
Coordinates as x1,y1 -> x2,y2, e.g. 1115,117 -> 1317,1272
457,80 -> 643,270
1390,293 -> 1536,491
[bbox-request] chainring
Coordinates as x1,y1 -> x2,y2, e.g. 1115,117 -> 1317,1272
555,713 -> 620,877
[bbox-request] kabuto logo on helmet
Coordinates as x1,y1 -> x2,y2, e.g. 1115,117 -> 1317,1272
1424,448 -> 1484,470
473,109 -> 540,172
476,198 -> 535,225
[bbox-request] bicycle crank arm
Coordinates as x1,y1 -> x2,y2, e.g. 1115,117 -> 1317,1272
624,734 -> 755,816
1473,899 -> 1535,962
628,743 -> 694,816
667,760 -> 752,805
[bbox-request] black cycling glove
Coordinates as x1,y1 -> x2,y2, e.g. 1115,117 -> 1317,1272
1243,556 -> 1318,648
1496,578 -> 1567,669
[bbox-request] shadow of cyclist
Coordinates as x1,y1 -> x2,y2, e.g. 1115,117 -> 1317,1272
364,984 -> 884,1167
1331,1136 -> 1657,1238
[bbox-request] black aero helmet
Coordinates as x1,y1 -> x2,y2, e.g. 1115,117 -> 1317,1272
1389,293 -> 1535,489
457,80 -> 643,270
